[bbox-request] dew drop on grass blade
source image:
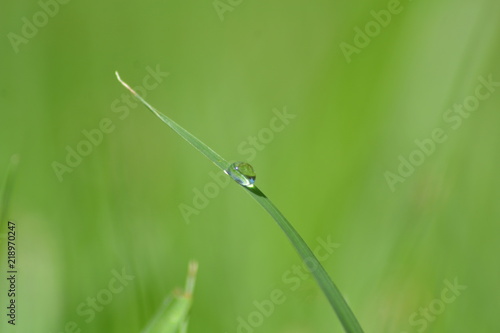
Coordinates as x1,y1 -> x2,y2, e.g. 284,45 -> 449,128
116,72 -> 364,333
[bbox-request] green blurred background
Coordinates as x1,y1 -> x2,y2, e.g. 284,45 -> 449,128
1,0 -> 500,332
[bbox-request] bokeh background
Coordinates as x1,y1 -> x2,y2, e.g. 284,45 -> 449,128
1,0 -> 500,332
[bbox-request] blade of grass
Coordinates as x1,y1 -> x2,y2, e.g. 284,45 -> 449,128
116,72 -> 364,333
246,186 -> 362,332
115,72 -> 229,171
142,261 -> 198,333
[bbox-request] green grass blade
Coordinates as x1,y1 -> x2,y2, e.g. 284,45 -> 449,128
246,186 -> 364,333
116,73 -> 364,333
115,72 -> 229,171
142,261 -> 198,333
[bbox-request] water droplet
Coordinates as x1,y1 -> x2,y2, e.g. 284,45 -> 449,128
225,162 -> 256,187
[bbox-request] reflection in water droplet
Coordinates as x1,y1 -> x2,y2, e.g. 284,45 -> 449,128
225,162 -> 256,187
